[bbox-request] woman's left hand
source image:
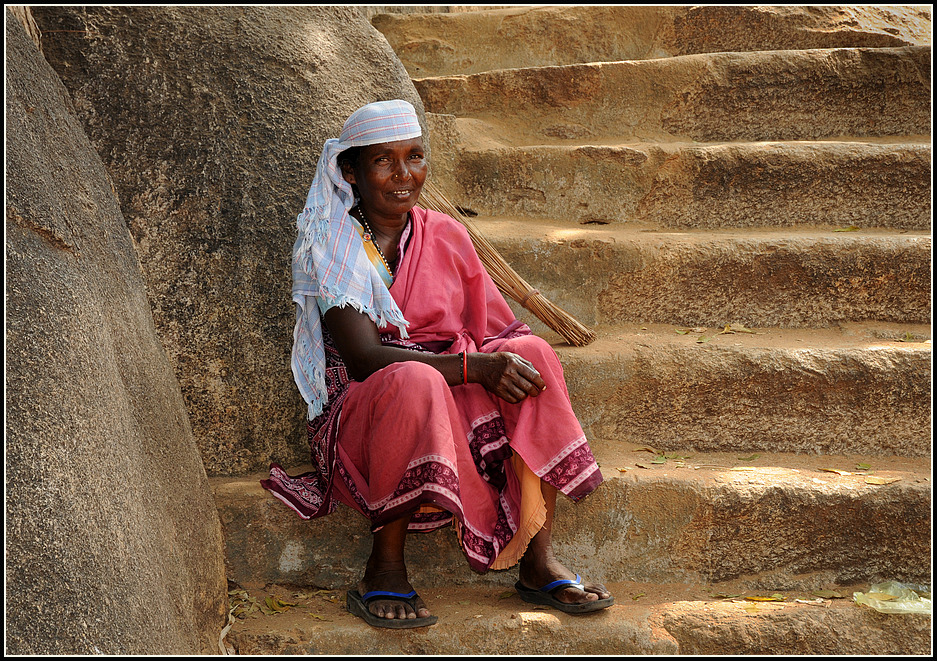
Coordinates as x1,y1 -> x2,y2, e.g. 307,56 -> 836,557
469,351 -> 546,404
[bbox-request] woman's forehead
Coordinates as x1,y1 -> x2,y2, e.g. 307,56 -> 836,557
360,136 -> 425,155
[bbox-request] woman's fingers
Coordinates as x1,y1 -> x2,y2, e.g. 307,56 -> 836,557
492,352 -> 545,402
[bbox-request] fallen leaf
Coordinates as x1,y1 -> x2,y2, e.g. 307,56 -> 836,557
675,329 -> 689,335
746,594 -> 785,602
728,324 -> 757,334
692,327 -> 707,333
651,456 -> 667,464
819,468 -> 852,476
264,596 -> 293,614
635,463 -> 653,469
633,446 -> 659,454
855,463 -> 872,471
616,467 -> 630,472
696,335 -> 712,343
865,476 -> 901,485
307,613 -> 331,621
833,225 -> 860,232
714,593 -> 742,599
631,593 -> 646,601
498,590 -> 515,600
811,590 -> 844,599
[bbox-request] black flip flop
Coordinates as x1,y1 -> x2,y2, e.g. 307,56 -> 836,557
346,589 -> 438,629
515,574 -> 614,613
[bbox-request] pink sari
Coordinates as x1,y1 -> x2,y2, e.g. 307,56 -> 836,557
262,207 -> 602,572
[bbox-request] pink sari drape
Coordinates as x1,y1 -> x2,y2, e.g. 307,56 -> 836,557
262,207 -> 602,572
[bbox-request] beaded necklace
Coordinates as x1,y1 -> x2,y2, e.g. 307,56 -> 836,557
355,205 -> 397,276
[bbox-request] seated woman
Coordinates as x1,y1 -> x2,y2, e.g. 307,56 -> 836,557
263,99 -> 613,629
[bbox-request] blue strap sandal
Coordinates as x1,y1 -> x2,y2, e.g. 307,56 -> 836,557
346,589 -> 438,629
514,574 -> 614,613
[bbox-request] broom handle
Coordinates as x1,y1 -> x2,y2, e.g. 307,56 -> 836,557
419,183 -> 596,347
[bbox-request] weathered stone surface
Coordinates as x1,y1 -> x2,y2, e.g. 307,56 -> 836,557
446,141 -> 931,229
556,329 -> 931,459
213,452 -> 930,590
224,581 -> 931,655
31,6 -> 429,475
415,46 -> 931,144
477,220 -> 931,329
5,12 -> 226,654
376,5 -> 932,77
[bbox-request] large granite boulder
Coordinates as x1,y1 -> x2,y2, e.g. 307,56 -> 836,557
5,11 -> 227,655
31,6 -> 430,475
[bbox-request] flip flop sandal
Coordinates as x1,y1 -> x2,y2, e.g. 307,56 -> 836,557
346,589 -> 438,629
514,574 -> 615,614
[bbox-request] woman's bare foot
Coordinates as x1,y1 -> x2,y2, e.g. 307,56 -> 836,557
518,553 -> 611,605
358,559 -> 431,620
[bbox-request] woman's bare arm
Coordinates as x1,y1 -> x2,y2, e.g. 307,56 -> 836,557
323,305 -> 545,403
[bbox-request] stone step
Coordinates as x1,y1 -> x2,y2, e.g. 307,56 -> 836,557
426,134 -> 932,229
374,5 -> 932,77
213,449 -> 930,592
548,325 -> 930,458
224,580 -> 931,655
464,218 -> 931,328
415,46 -> 931,144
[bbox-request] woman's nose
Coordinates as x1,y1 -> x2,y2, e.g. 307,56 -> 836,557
392,160 -> 411,181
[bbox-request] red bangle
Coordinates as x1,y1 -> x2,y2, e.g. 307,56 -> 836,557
462,351 -> 468,385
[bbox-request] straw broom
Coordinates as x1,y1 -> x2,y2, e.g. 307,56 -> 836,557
419,180 -> 596,347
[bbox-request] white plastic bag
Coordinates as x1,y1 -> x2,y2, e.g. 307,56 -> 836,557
853,581 -> 932,614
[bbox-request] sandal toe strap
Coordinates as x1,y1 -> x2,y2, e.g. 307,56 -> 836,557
540,574 -> 584,593
361,589 -> 418,604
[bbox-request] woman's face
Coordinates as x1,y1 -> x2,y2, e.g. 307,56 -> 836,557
342,136 -> 427,222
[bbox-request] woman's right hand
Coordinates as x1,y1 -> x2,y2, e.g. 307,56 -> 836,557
469,352 -> 546,404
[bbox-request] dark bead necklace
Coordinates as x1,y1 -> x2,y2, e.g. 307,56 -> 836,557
355,205 -> 396,275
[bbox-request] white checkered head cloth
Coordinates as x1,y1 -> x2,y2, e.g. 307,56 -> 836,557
292,100 -> 423,419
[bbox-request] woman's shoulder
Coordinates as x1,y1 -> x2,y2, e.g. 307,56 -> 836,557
414,205 -> 472,242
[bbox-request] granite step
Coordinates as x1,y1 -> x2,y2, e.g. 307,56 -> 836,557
466,218 -> 931,328
415,46 -> 931,144
426,136 -> 932,230
224,579 -> 931,655
213,448 -> 930,593
374,5 -> 931,77
549,325 -> 931,459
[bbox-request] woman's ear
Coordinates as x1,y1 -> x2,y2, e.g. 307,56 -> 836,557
340,161 -> 357,186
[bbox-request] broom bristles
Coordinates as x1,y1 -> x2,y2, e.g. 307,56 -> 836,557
419,181 -> 596,347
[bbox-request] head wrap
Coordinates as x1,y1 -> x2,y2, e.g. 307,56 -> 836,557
291,99 -> 423,419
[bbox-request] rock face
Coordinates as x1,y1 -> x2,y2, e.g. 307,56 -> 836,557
5,12 -> 227,655
374,5 -> 932,77
32,6 -> 429,475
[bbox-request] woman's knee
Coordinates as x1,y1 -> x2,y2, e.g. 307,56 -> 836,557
498,334 -> 559,365
377,360 -> 449,400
